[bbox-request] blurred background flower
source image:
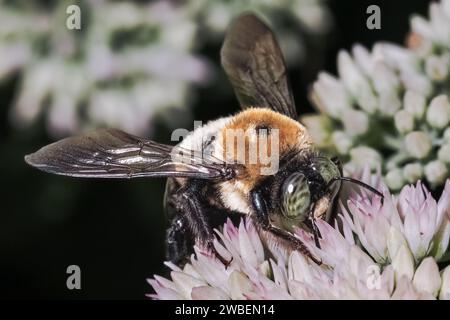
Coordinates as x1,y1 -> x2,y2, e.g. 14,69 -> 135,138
150,174 -> 450,300
0,0 -> 331,137
303,0 -> 450,191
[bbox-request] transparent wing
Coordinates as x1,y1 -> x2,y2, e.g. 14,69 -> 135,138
25,128 -> 239,180
221,13 -> 297,119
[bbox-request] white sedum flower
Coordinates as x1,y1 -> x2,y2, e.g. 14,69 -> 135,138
426,95 -> 450,129
394,110 -> 414,134
404,131 -> 432,159
2,0 -> 331,137
425,160 -> 449,186
304,0 -> 450,190
149,175 -> 450,300
2,0 -> 210,137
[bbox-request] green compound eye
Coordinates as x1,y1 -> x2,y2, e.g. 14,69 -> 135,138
281,172 -> 311,220
312,157 -> 341,184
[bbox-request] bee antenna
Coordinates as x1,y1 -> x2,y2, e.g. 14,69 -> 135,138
328,177 -> 384,200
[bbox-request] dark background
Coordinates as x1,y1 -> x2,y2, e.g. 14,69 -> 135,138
0,0 -> 431,299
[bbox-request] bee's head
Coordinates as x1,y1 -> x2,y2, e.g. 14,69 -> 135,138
277,156 -> 342,231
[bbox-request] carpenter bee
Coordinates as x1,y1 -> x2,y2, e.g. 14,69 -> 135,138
25,14 -> 382,266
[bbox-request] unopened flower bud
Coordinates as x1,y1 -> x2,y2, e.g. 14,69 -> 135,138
394,110 -> 414,134
372,61 -> 400,94
331,130 -> 353,155
405,131 -> 432,159
444,128 -> 450,143
385,168 -> 405,191
400,69 -> 432,97
392,245 -> 414,281
378,91 -> 401,116
229,271 -> 252,300
352,44 -> 373,75
413,257 -> 441,297
311,72 -> 350,118
349,146 -> 382,170
301,115 -> 331,147
426,95 -> 450,129
337,51 -> 377,114
425,54 -> 449,82
440,265 -> 450,300
403,90 -> 425,119
403,163 -> 423,183
424,160 -> 448,185
438,144 -> 450,163
387,227 -> 408,261
341,109 -> 369,136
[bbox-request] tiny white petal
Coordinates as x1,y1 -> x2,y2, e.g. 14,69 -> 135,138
426,95 -> 450,129
378,91 -> 401,116
438,180 -> 450,224
349,146 -> 382,170
228,271 -> 252,300
385,168 -> 405,191
270,259 -> 288,291
391,276 -> 421,299
392,245 -> 415,282
424,160 -> 448,186
429,3 -> 450,44
238,221 -> 258,268
311,72 -> 350,118
403,90 -> 426,119
403,163 -> 423,183
341,109 -> 369,136
387,226 -> 408,261
331,130 -> 353,155
372,61 -> 400,94
288,251 -> 311,283
410,15 -> 434,41
191,286 -> 230,300
352,44 -> 374,75
171,271 -> 206,299
413,257 -> 441,297
439,265 -> 450,300
432,215 -> 450,260
259,260 -> 271,277
337,50 -> 377,113
394,110 -> 414,134
438,144 -> 450,163
425,54 -> 450,81
444,127 -> 450,143
372,42 -> 419,72
300,114 -> 331,146
400,69 -> 432,97
404,131 -> 432,159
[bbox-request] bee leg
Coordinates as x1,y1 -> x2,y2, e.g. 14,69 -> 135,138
308,202 -> 322,248
310,217 -> 321,248
251,190 -> 322,265
166,215 -> 193,266
179,181 -> 232,266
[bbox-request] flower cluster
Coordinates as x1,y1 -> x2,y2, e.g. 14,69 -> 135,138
0,0 -> 330,137
187,0 -> 331,65
2,0 -> 211,137
149,174 -> 450,300
303,0 -> 450,190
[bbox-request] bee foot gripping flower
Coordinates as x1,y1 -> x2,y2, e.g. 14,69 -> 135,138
149,175 -> 450,300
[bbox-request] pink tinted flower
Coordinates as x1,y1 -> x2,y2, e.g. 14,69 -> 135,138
149,178 -> 450,300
